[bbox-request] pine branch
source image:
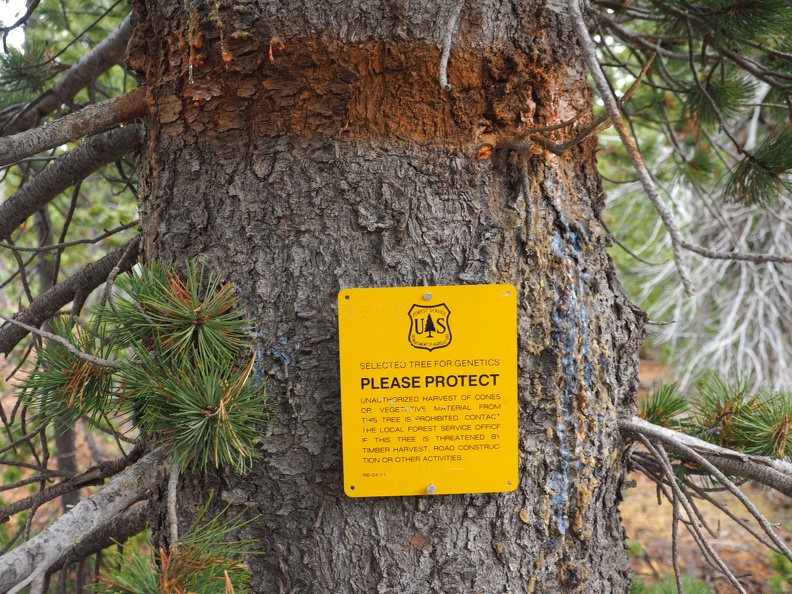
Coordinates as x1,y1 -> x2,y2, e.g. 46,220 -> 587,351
569,1 -> 792,295
677,240 -> 792,264
0,125 -> 142,240
0,447 -> 166,594
0,238 -> 139,356
619,416 -> 792,498
567,0 -> 697,294
0,221 -> 138,252
624,414 -> 792,585
681,18 -> 748,157
0,446 -> 143,522
638,434 -> 748,593
594,4 -> 792,100
593,12 -> 705,62
45,501 -> 149,578
0,312 -> 121,368
5,14 -> 134,135
0,89 -> 147,168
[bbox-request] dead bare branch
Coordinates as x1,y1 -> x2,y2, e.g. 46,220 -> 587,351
0,238 -> 139,356
0,447 -> 165,594
0,125 -> 142,240
0,89 -> 146,168
438,0 -> 465,92
167,460 -> 180,553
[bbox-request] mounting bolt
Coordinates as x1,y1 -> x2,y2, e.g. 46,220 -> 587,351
423,292 -> 432,301
426,484 -> 437,494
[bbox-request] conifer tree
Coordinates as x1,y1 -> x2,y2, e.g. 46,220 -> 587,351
424,314 -> 437,337
0,0 -> 790,591
592,0 -> 792,386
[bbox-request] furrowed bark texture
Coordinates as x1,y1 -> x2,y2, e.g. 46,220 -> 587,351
129,0 -> 645,592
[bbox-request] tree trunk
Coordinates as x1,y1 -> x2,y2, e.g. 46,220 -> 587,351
128,0 -> 646,591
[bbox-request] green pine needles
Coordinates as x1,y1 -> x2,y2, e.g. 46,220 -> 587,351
683,73 -> 756,128
638,382 -> 690,430
728,133 -> 792,205
688,0 -> 791,41
22,261 -> 270,473
110,262 -> 248,362
93,499 -> 256,593
22,316 -> 118,429
639,374 -> 792,459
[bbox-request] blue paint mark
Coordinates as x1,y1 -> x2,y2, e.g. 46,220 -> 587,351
547,228 -> 599,539
251,349 -> 268,385
269,348 -> 292,366
551,234 -> 565,259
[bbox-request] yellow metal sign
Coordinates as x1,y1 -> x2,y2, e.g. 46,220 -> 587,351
338,284 -> 518,497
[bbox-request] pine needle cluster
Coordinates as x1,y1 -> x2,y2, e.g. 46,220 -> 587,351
22,261 -> 270,473
108,261 -> 267,472
728,133 -> 792,205
0,44 -> 52,108
599,0 -> 792,380
639,374 -> 792,459
23,316 -> 116,429
93,500 -> 256,594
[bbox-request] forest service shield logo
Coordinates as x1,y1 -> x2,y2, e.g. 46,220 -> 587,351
408,304 -> 452,351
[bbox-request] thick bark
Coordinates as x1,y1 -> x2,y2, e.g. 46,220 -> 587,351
130,0 -> 645,592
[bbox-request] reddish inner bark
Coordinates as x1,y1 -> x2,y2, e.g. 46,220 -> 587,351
138,32 -> 581,153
